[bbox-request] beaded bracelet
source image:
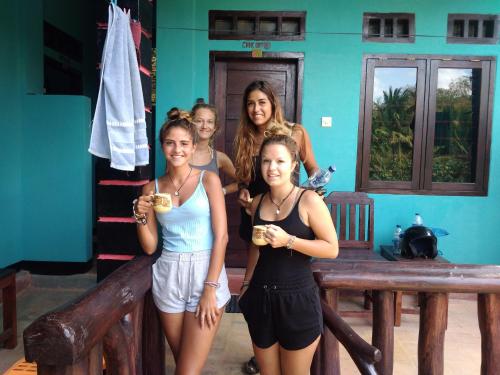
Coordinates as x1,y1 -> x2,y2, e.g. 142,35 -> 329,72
204,281 -> 220,289
240,280 -> 250,291
286,235 -> 296,250
132,199 -> 147,225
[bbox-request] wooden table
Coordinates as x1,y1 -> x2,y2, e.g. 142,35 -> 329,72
380,245 -> 450,326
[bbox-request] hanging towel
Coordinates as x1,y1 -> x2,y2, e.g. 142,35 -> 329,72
89,3 -> 149,171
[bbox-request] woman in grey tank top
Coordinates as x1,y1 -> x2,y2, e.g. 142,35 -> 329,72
190,103 -> 238,195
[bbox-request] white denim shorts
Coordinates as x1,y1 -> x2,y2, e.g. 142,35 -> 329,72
152,249 -> 231,313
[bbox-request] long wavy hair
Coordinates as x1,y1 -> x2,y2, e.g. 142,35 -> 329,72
233,80 -> 293,183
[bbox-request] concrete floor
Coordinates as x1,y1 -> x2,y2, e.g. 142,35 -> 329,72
1,272 -> 482,374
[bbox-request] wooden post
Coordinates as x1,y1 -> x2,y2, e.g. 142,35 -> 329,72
320,288 -> 340,375
142,291 -> 165,375
418,292 -> 448,375
478,293 -> 500,375
0,269 -> 17,349
372,290 -> 394,375
394,291 -> 402,327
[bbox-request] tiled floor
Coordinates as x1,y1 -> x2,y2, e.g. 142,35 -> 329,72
1,272 -> 482,374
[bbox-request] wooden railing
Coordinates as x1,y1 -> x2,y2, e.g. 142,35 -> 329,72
314,260 -> 500,375
23,256 -> 381,375
23,256 -> 165,375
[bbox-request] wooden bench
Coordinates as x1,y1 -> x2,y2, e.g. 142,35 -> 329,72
314,261 -> 500,375
0,268 -> 17,349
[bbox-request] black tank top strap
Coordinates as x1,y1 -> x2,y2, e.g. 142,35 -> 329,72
253,194 -> 266,225
288,188 -> 308,216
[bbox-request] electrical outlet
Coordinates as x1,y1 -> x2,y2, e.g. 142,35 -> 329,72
321,116 -> 332,127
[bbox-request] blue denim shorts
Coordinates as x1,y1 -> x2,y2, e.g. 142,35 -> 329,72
152,250 -> 231,313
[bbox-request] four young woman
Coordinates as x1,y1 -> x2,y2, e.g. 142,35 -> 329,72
134,80 -> 338,374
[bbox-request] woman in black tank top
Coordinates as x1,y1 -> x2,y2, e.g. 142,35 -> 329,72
238,135 -> 339,375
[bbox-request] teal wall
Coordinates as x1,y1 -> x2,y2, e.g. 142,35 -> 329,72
22,95 -> 92,262
0,2 -> 23,267
0,0 -> 93,268
157,0 -> 500,264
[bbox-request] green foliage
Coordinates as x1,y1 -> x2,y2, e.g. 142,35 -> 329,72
369,86 -> 415,181
369,74 -> 476,183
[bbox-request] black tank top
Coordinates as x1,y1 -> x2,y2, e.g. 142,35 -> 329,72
252,189 -> 315,285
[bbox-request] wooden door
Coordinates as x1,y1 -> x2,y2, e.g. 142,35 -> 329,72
210,52 -> 303,267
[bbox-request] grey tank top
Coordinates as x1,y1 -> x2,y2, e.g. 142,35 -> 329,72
190,150 -> 219,175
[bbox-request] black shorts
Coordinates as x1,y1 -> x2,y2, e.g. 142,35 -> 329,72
238,278 -> 323,350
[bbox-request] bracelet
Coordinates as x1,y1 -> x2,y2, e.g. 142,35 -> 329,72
222,187 -> 227,195
240,280 -> 250,291
204,280 -> 220,289
132,199 -> 147,225
286,235 -> 296,250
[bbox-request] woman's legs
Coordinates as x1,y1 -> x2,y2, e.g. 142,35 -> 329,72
159,309 -> 224,374
252,335 -> 320,375
159,311 -> 184,361
253,342 -> 280,375
175,309 -> 224,375
279,336 -> 321,375
244,242 -> 261,373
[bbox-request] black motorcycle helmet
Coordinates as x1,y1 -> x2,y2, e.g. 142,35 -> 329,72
400,226 -> 438,259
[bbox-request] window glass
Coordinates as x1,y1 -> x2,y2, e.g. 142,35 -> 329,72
237,18 -> 255,34
215,18 -> 232,34
433,68 -> 480,183
259,18 -> 277,34
483,20 -> 495,38
468,20 -> 479,38
368,18 -> 381,37
384,18 -> 394,37
282,18 -> 300,35
453,20 -> 465,37
369,67 -> 417,181
396,19 -> 409,37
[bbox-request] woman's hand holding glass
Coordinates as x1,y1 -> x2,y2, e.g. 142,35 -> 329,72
135,190 -> 154,215
263,224 -> 290,248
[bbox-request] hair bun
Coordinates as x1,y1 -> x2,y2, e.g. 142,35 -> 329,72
167,107 -> 180,120
264,122 -> 292,138
167,107 -> 192,122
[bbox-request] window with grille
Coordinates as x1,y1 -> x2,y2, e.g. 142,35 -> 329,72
447,14 -> 499,44
362,13 -> 415,43
209,10 -> 305,40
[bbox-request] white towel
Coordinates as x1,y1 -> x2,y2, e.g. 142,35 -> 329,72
89,3 -> 149,171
